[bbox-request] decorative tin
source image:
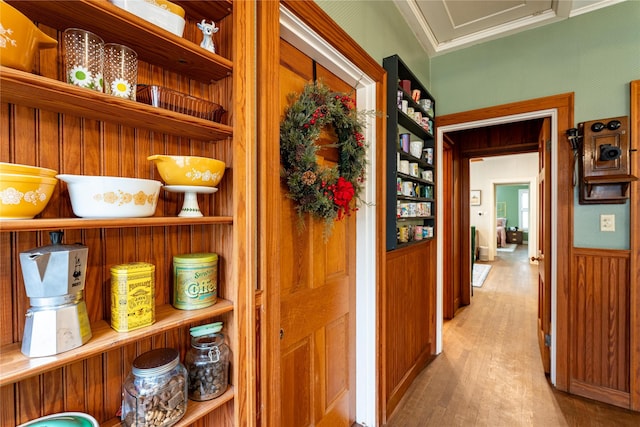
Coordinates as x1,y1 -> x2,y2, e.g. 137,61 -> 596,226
110,262 -> 155,332
172,253 -> 218,310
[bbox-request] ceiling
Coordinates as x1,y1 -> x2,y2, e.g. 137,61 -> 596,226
393,0 -> 626,56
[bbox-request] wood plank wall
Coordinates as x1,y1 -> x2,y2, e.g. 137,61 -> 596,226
1,16 -> 235,426
383,240 -> 437,420
570,248 -> 630,408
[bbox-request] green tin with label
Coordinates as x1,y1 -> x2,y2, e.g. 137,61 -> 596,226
172,253 -> 218,310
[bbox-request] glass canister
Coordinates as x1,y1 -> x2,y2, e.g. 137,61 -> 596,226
122,348 -> 187,427
185,322 -> 230,401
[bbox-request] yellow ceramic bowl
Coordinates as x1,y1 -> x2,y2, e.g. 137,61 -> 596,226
0,0 -> 58,72
0,173 -> 57,219
149,0 -> 185,18
148,155 -> 226,187
0,162 -> 57,178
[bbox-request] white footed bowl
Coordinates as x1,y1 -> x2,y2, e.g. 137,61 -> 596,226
57,174 -> 161,218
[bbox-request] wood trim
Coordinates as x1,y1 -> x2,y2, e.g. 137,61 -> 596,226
280,1 -> 386,83
438,92 -> 575,391
570,379 -> 630,409
377,77 -> 389,426
232,1 -> 257,425
258,1 -> 283,426
630,79 -> 640,411
459,157 -> 471,306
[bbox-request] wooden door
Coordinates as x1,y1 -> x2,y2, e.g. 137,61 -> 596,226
442,139 -> 458,318
278,39 -> 356,426
536,117 -> 552,373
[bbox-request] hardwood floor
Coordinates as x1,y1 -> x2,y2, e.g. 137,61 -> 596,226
386,245 -> 640,426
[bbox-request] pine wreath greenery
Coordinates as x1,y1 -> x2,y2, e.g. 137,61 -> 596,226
280,81 -> 368,236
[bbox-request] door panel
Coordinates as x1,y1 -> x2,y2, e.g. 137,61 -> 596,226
278,39 -> 356,426
537,117 -> 551,373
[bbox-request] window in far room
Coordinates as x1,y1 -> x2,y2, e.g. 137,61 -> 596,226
518,188 -> 529,230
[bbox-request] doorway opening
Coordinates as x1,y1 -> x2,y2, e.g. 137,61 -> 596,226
436,108 -> 560,385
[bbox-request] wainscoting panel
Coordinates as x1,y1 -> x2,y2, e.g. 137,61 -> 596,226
383,240 -> 437,420
571,248 -> 630,408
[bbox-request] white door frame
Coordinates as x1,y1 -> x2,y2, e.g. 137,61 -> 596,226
436,109 -> 559,385
280,6 -> 378,425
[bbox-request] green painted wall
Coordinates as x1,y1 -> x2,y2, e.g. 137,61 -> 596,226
430,1 -> 639,250
317,0 -> 639,250
315,0 -> 432,91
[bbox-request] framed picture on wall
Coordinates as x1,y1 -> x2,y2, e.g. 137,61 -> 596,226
470,190 -> 481,206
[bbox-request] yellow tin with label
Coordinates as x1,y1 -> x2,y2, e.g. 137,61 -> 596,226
173,253 -> 218,310
110,262 -> 155,332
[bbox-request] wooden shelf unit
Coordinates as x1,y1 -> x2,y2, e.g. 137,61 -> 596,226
0,1 -> 251,426
0,300 -> 233,387
383,55 -> 436,250
0,67 -> 233,142
0,216 -> 233,232
6,0 -> 233,83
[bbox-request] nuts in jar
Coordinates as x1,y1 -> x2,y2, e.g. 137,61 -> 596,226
122,348 -> 187,427
185,322 -> 230,401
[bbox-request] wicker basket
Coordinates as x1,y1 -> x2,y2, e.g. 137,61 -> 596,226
137,85 -> 226,123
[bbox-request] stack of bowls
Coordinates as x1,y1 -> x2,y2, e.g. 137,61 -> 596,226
0,162 -> 58,219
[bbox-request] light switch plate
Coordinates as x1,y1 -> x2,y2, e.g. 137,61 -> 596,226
600,214 -> 615,232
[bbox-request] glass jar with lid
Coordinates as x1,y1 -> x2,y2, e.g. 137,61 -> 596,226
185,321 -> 230,401
121,347 -> 187,427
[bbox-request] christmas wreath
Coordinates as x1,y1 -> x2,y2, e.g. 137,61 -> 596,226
280,82 -> 368,235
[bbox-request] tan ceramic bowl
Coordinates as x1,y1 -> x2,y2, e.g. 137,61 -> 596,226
0,173 -> 57,219
148,155 -> 226,187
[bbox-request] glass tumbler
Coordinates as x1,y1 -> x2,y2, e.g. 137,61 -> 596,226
104,43 -> 138,101
63,28 -> 104,92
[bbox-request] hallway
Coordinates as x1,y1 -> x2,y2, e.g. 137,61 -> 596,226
386,246 -> 640,426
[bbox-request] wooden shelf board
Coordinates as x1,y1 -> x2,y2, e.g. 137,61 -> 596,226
0,216 -> 233,232
174,0 -> 233,22
101,388 -> 235,427
394,237 -> 435,250
583,174 -> 638,184
398,152 -> 434,169
6,1 -> 233,83
0,67 -> 233,142
0,300 -> 233,386
397,216 -> 435,220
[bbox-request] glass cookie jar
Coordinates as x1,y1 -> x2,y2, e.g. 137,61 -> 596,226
185,322 -> 230,401
122,348 -> 188,427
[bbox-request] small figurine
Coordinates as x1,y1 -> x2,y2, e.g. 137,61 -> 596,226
197,20 -> 219,54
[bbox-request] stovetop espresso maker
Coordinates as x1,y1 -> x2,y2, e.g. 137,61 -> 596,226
19,231 -> 92,357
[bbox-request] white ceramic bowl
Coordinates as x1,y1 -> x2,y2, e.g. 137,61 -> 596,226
110,0 -> 186,37
57,174 -> 161,218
